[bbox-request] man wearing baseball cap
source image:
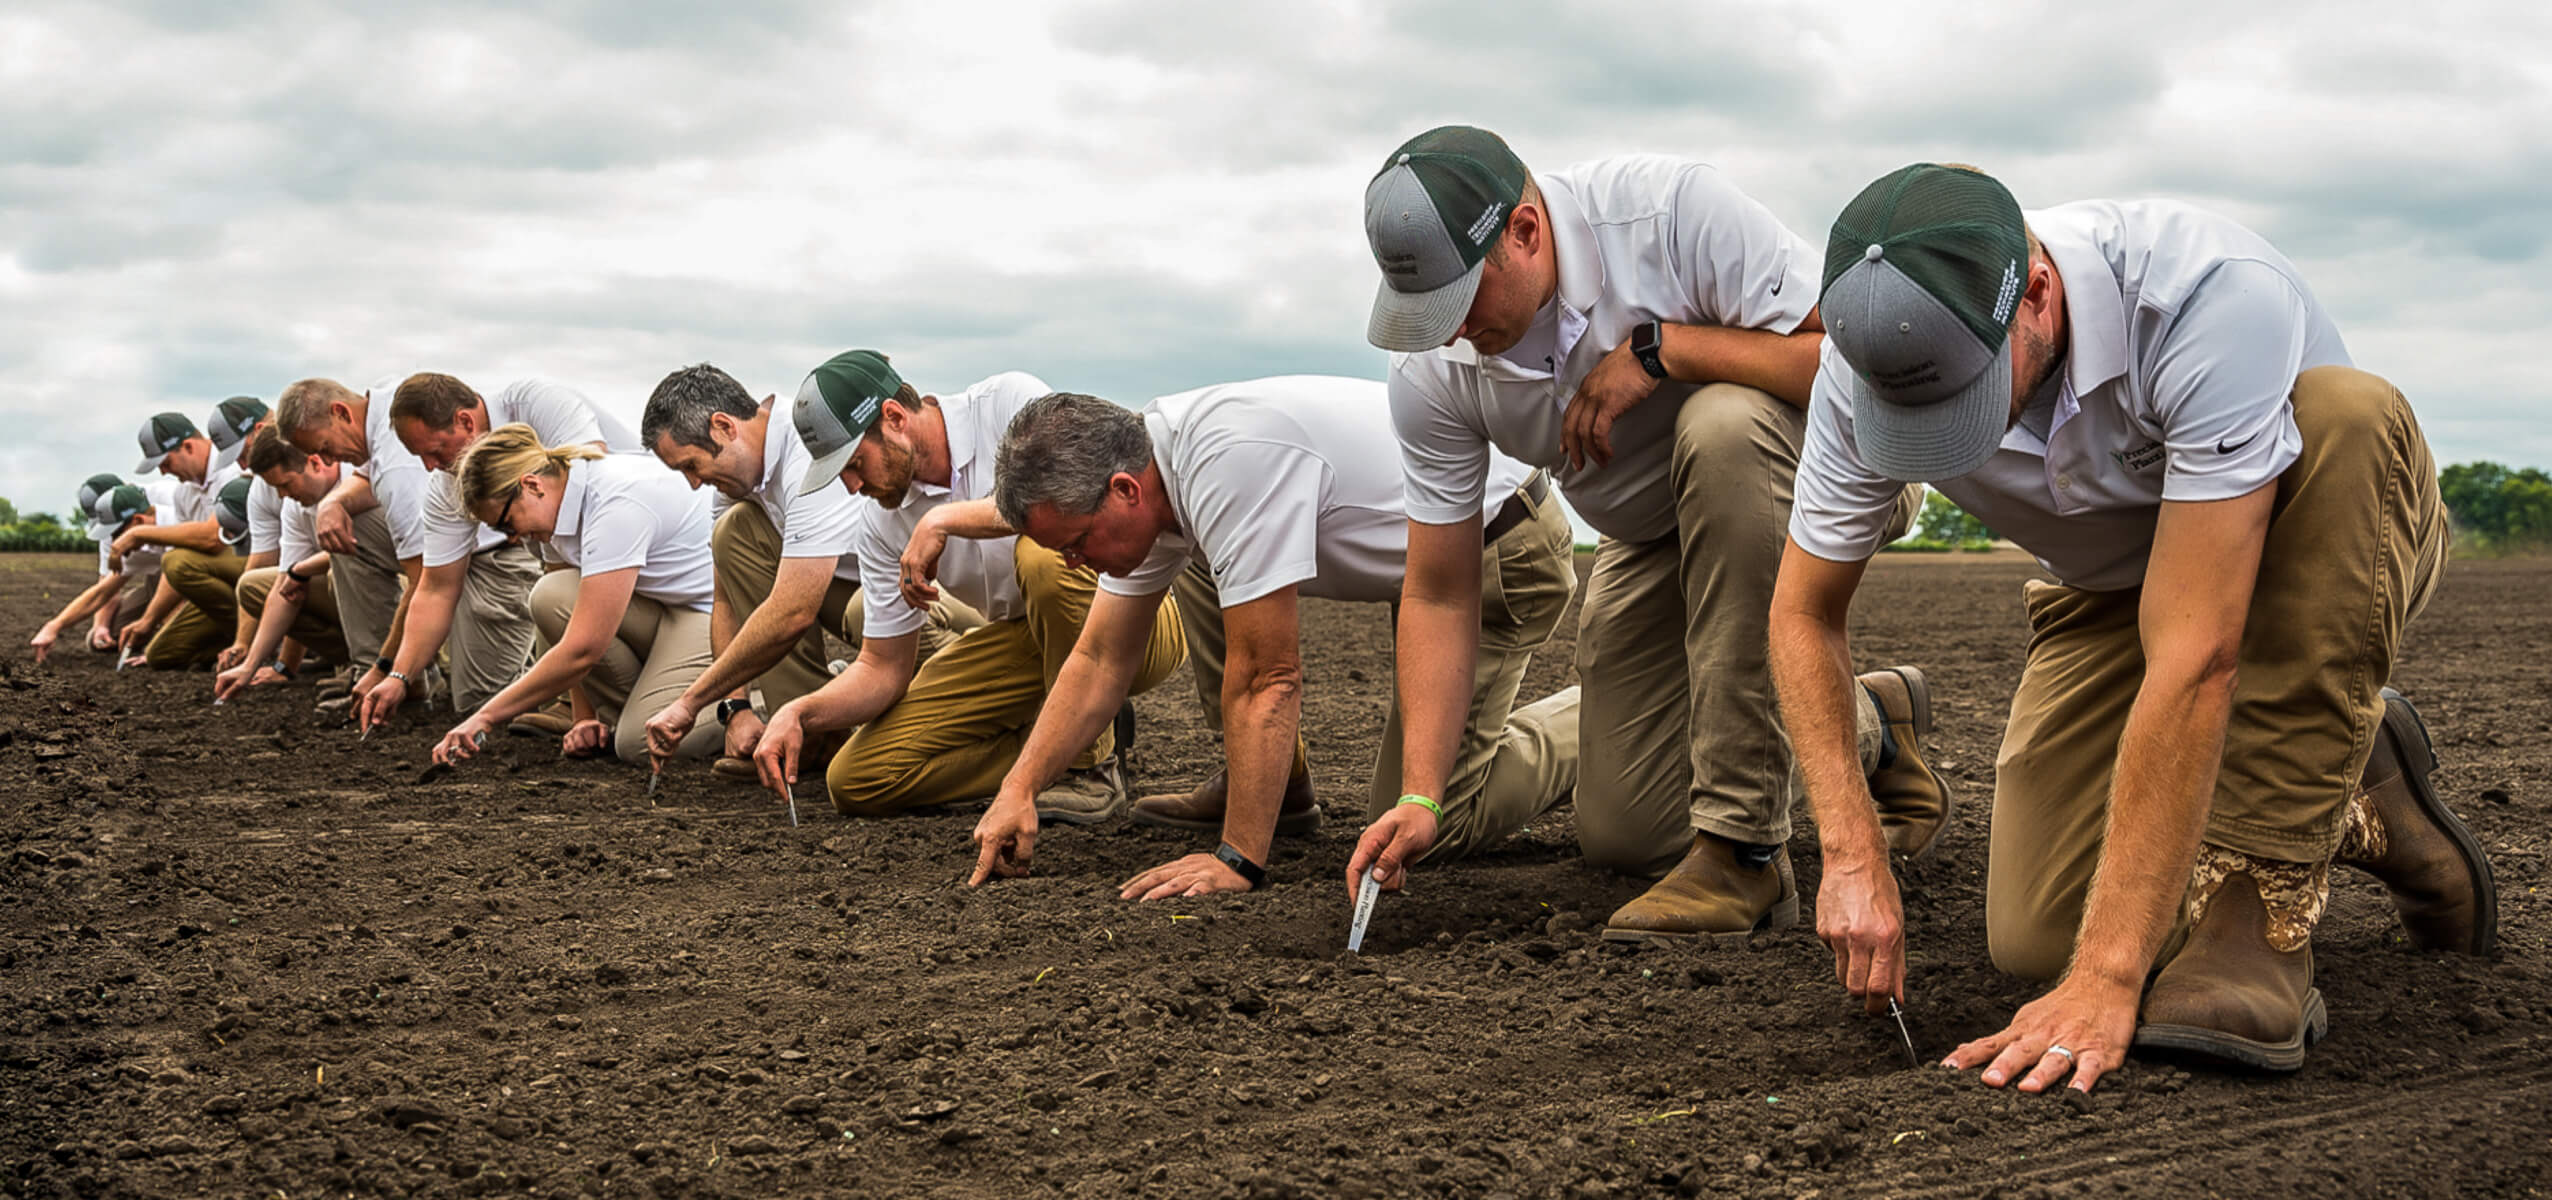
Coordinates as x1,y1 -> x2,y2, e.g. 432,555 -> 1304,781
27,473 -> 167,664
1359,125 -> 1941,942
1778,163 -> 2491,1092
119,409 -> 249,668
206,396 -> 270,471
351,371 -> 636,729
748,351 -> 1184,823
215,425 -> 353,696
636,363 -> 978,780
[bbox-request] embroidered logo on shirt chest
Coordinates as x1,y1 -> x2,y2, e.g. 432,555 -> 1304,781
2109,440 -> 2164,472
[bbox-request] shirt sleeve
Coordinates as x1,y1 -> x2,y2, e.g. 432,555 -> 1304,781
249,480 -> 284,559
2148,260 -> 2310,504
517,380 -> 610,450
1666,163 -> 1820,334
780,479 -> 863,561
280,502 -> 316,567
420,474 -> 483,568
1787,345 -> 1913,563
574,486 -> 655,576
854,506 -> 926,639
1100,540 -> 1194,598
1389,357 -> 1495,527
1179,442 -> 1326,608
358,459 -> 430,560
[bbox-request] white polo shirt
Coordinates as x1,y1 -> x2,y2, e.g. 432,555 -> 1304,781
98,478 -> 185,579
749,403 -> 864,586
247,477 -> 286,559
1790,199 -> 2350,592
1389,155 -> 1818,545
544,454 -> 716,613
421,377 -> 638,569
277,493 -> 322,569
357,374 -> 430,560
166,462 -> 243,528
855,372 -> 1053,639
1102,376 -> 1532,606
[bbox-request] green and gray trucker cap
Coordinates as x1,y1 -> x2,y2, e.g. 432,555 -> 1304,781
1363,125 -> 1530,352
207,396 -> 270,470
1820,163 -> 2031,483
213,476 -> 256,549
136,412 -> 201,474
77,473 -> 126,540
793,350 -> 903,496
93,484 -> 151,528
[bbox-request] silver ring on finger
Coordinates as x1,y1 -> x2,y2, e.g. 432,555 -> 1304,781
2047,1044 -> 2076,1061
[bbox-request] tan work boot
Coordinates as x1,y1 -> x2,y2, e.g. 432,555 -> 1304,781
2134,845 -> 2327,1071
1036,754 -> 1128,827
1860,666 -> 1954,862
1601,832 -> 1799,945
508,701 -> 576,738
2337,688 -> 2497,956
1131,765 -> 1322,837
712,756 -> 759,781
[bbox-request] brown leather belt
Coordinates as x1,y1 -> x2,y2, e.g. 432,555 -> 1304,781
1482,470 -> 1552,545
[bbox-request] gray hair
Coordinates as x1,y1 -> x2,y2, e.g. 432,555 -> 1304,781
275,378 -> 362,434
641,363 -> 758,453
993,392 -> 1154,529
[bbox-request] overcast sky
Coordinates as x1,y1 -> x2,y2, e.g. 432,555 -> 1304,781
4,0 -> 2547,524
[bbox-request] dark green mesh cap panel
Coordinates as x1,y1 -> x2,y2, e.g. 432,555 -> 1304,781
1372,124 -> 1529,276
1824,164 -> 2028,347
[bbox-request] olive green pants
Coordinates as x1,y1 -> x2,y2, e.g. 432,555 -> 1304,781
144,546 -> 245,669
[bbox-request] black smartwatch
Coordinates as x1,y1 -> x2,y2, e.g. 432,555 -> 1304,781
714,697 -> 754,725
284,564 -> 310,583
1628,319 -> 1669,379
1213,842 -> 1267,890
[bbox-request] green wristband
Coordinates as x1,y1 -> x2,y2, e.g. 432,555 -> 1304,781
1397,793 -> 1442,816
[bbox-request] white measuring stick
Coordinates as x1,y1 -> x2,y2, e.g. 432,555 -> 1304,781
784,782 -> 800,827
1346,869 -> 1382,953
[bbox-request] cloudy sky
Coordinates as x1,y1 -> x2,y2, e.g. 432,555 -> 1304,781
4,0 -> 2547,523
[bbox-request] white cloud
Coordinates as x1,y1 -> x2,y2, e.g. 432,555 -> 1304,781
1,0 -> 2547,527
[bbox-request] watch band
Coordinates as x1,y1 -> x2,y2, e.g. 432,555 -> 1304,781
715,697 -> 754,725
284,565 -> 309,583
388,670 -> 413,685
1214,842 -> 1267,890
1630,319 -> 1669,380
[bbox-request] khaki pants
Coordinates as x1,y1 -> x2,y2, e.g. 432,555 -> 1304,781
1576,384 -> 1919,876
1167,479 -> 1582,859
1985,367 -> 2450,981
824,539 -> 1186,815
529,570 -> 721,764
145,546 -> 245,669
237,565 -> 347,660
709,503 -> 980,713
331,506 -> 407,665
446,543 -> 544,713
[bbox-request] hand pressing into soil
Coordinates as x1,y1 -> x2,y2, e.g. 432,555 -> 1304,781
561,718 -> 612,759
1346,802 -> 1438,901
1121,852 -> 1252,900
29,623 -> 58,665
1816,844 -> 1907,1015
1940,975 -> 2137,1094
433,714 -> 498,764
969,796 -> 1038,886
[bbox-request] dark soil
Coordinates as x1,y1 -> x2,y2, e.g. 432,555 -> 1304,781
4,550 -> 2547,1199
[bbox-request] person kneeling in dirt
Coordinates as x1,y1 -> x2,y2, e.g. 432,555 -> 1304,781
276,376 -> 433,713
749,351 -> 1183,823
215,427 -> 363,699
355,372 -> 636,729
28,473 -> 172,665
1776,164 -> 2494,1093
429,425 -> 723,766
969,379 -> 1581,896
116,409 -> 250,669
636,363 -> 978,783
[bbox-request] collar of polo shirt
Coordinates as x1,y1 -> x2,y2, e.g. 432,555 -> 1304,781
548,459 -> 593,539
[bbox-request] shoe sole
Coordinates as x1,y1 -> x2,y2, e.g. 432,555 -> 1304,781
2378,688 -> 2498,957
1878,665 -> 1956,864
2133,987 -> 2327,1072
1599,889 -> 1801,947
1129,805 -> 1323,837
1034,803 -> 1123,828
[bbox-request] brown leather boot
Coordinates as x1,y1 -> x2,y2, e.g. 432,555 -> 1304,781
1600,832 -> 1798,945
1130,764 -> 1321,836
2337,689 -> 2497,956
1860,666 -> 1954,862
2134,846 -> 2327,1071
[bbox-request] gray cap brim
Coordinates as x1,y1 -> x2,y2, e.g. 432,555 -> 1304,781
210,438 -> 245,471
1849,337 -> 2014,483
136,451 -> 170,474
798,444 -> 854,497
86,520 -> 117,542
1366,259 -> 1485,353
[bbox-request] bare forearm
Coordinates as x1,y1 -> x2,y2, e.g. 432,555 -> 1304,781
1770,608 -> 1887,864
1000,640 -> 1144,800
140,577 -> 184,628
482,640 -> 607,726
1392,592 -> 1477,803
924,499 -> 1015,540
1660,324 -> 1825,408
392,567 -> 463,675
1219,670 -> 1303,864
2070,669 -> 2236,989
791,657 -> 915,733
687,598 -> 813,706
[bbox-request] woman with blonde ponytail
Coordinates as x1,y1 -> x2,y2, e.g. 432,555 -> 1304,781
431,424 -> 723,770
